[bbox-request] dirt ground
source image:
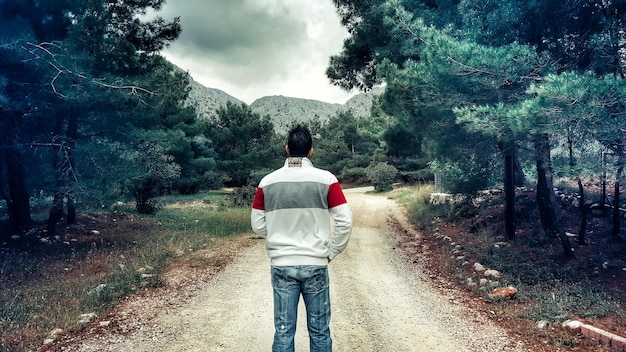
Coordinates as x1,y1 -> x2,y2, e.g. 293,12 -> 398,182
48,187 -> 528,352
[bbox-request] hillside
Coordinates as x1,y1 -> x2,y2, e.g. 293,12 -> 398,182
249,95 -> 342,132
185,76 -> 382,131
185,80 -> 245,120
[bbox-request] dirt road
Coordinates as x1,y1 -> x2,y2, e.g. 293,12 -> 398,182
56,187 -> 526,351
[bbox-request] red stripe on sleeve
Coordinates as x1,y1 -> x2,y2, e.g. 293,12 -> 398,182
327,182 -> 347,208
252,188 -> 265,210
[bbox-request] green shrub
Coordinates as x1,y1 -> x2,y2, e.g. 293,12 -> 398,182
429,158 -> 495,194
202,171 -> 231,190
230,186 -> 257,207
366,162 -> 398,192
339,167 -> 368,184
131,175 -> 162,214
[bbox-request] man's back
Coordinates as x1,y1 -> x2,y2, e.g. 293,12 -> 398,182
251,157 -> 352,266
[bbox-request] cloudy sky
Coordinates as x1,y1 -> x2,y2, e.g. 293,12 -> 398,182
154,0 -> 356,105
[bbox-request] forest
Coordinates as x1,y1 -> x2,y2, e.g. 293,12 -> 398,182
1,0 -> 626,260
325,0 -> 626,258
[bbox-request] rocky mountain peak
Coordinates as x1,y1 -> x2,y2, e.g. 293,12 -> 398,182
185,77 -> 382,132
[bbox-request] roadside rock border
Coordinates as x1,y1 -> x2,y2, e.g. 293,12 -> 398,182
565,320 -> 626,351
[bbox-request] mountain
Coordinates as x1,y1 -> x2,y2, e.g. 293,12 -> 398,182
249,87 -> 384,132
250,96 -> 342,132
185,76 -> 382,132
185,80 -> 245,120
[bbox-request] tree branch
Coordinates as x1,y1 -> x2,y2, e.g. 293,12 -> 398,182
92,80 -> 159,96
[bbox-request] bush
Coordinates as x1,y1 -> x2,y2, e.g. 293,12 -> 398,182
202,171 -> 231,190
131,176 -> 162,214
366,162 -> 398,192
339,167 -> 368,184
429,158 -> 496,194
230,186 -> 257,207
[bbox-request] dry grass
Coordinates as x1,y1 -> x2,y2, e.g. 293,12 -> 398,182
0,195 -> 250,352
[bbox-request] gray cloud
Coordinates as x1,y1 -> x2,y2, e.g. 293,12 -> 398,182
155,0 -> 355,104
164,1 -> 305,59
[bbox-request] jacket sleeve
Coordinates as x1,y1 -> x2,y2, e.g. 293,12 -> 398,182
250,187 -> 267,237
327,183 -> 353,260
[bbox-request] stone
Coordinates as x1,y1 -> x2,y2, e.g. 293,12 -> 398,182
473,262 -> 486,272
488,286 -> 518,299
492,242 -> 509,248
537,320 -> 550,329
563,320 -> 583,331
43,328 -> 64,345
48,328 -> 64,337
484,269 -> 501,279
77,312 -> 97,325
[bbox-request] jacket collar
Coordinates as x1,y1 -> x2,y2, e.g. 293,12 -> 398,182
285,157 -> 313,168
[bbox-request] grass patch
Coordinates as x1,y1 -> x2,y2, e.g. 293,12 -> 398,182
391,184 -> 466,231
0,191 -> 251,352
518,283 -> 622,321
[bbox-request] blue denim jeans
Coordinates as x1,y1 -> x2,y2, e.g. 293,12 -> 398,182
271,266 -> 332,352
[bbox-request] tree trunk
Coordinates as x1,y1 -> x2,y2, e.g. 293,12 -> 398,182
47,110 -> 79,235
47,193 -> 64,235
67,196 -> 76,224
533,133 -> 573,258
577,178 -> 587,245
66,112 -> 78,225
504,153 -> 515,240
569,135 -> 587,245
47,112 -> 66,237
610,148 -> 623,240
0,110 -> 31,235
611,179 -> 621,239
535,151 -> 555,235
601,150 -> 608,210
7,150 -> 31,233
498,141 -> 522,241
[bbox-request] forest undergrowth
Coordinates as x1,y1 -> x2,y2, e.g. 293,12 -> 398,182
391,182 -> 626,351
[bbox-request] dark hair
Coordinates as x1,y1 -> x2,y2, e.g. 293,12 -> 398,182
287,125 -> 313,157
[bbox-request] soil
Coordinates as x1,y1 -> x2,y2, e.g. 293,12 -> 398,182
46,187 -> 530,352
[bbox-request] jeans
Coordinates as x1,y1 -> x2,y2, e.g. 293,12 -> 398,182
271,266 -> 332,352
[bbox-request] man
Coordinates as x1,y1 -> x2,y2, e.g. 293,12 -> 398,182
251,125 -> 353,352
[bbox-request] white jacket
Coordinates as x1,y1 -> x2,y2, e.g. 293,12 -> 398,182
251,157 -> 353,266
